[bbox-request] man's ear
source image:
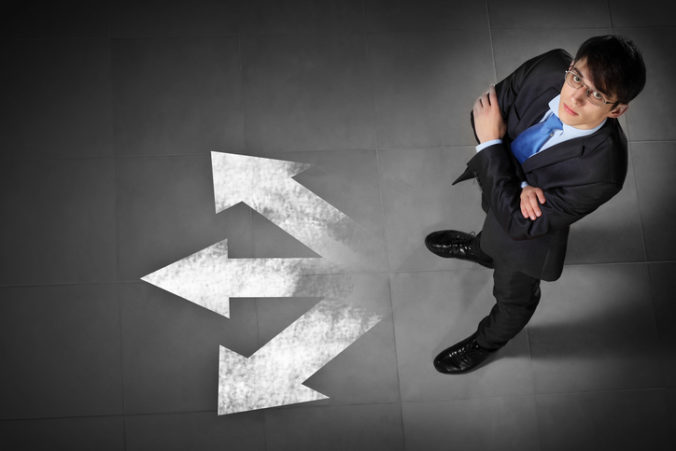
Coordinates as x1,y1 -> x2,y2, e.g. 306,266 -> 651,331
608,103 -> 628,118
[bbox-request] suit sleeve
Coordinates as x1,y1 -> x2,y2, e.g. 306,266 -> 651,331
467,143 -> 621,240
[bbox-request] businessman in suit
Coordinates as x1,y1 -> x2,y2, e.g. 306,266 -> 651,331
426,35 -> 646,373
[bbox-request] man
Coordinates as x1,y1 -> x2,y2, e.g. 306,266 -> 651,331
426,35 -> 646,374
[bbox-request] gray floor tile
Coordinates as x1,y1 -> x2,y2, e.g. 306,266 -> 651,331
566,155 -> 645,264
263,402 -> 405,451
402,396 -> 540,451
125,411 -> 266,451
110,0 -> 242,38
609,0 -> 674,27
1,1 -> 110,38
529,263 -> 663,393
488,0 -> 611,28
239,0 -> 365,35
0,158 -> 117,285
369,30 -> 494,148
536,389 -> 671,451
391,270 -> 535,402
242,33 -> 376,153
115,155 -> 253,281
615,28 -> 676,142
0,416 -> 124,451
648,262 -> 676,387
0,38 -> 113,157
0,285 -> 123,419
364,0 -> 488,32
111,37 -> 243,156
120,282 -> 259,413
631,142 -> 676,261
378,146 -> 495,272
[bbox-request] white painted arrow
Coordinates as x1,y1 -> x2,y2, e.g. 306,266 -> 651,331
211,152 -> 384,269
218,298 -> 381,415
141,239 -> 350,318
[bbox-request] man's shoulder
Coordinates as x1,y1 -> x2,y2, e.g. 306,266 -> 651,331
538,49 -> 573,67
521,49 -> 573,82
590,118 -> 628,155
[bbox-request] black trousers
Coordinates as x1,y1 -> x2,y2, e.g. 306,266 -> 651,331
472,235 -> 542,350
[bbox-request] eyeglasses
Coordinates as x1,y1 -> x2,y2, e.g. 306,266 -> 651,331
564,69 -> 615,107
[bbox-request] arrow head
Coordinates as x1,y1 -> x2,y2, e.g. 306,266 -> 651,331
217,345 -> 328,415
211,152 -> 311,213
141,239 -> 232,318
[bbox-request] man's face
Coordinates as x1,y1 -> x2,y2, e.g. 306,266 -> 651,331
558,57 -> 628,129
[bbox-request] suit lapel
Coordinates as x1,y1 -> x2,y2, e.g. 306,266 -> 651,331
522,119 -> 615,173
522,137 -> 586,172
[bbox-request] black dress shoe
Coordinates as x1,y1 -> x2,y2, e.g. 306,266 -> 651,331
424,230 -> 494,269
433,333 -> 497,374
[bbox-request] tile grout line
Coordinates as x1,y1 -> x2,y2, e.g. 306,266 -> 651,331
5,258 -> 676,290
238,25 -> 271,451
384,274 -> 408,450
485,0 -> 498,84
235,29 -> 249,156
400,385 -> 670,405
1,138 -> 673,163
359,1 -> 408,446
607,0 -> 616,31
235,31 -> 247,156
628,148 -> 650,263
107,16 -> 129,449
363,23 -> 383,160
362,15 -> 392,274
5,385 -> 669,423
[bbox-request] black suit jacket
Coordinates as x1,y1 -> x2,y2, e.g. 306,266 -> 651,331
454,49 -> 628,281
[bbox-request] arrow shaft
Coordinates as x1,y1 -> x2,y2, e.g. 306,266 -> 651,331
251,298 -> 380,381
224,259 -> 351,298
251,178 -> 363,264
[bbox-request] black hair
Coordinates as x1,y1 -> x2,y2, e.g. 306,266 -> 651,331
574,35 -> 646,105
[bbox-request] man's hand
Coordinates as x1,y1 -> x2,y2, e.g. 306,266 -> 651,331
472,84 -> 506,143
520,184 -> 546,220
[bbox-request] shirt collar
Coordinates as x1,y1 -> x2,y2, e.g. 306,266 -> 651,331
548,95 -> 606,137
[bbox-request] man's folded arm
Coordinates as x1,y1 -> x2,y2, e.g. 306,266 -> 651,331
468,143 -> 620,240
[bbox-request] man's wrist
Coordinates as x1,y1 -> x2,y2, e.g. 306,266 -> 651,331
476,139 -> 502,153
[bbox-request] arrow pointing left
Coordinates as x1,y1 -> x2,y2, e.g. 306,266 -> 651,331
140,239 -> 348,318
